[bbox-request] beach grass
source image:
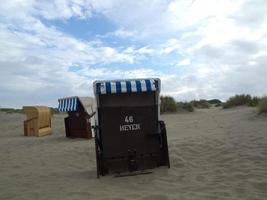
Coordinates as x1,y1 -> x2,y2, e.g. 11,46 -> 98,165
223,94 -> 260,108
160,96 -> 194,113
191,99 -> 211,109
258,97 -> 267,114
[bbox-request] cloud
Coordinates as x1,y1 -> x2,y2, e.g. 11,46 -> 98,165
0,0 -> 267,107
166,0 -> 243,28
0,1 -> 149,107
34,0 -> 93,20
108,28 -> 136,38
177,58 -> 191,66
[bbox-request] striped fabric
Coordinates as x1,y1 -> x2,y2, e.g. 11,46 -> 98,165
58,97 -> 78,112
94,78 -> 160,95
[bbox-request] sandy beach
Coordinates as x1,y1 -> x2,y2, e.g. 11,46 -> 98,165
0,106 -> 266,200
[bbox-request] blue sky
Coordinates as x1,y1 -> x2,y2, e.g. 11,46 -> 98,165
0,0 -> 267,107
43,13 -> 116,40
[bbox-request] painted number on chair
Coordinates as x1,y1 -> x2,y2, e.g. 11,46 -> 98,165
120,116 -> 141,132
125,116 -> 133,123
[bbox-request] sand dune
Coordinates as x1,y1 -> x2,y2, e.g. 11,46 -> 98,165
0,107 -> 266,200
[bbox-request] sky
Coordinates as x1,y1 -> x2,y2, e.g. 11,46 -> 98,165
0,0 -> 267,108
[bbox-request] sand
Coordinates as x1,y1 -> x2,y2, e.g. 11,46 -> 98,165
0,106 -> 267,200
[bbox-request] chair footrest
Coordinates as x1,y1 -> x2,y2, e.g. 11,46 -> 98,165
114,171 -> 152,177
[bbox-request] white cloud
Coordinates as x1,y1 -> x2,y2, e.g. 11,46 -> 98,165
1,0 -> 267,107
77,67 -> 161,79
177,58 -> 191,66
0,1 -> 149,107
166,0 -> 243,28
109,28 -> 136,38
159,38 -> 181,54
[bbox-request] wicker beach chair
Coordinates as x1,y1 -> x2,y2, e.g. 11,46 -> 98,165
58,96 -> 96,139
23,106 -> 52,137
93,78 -> 170,177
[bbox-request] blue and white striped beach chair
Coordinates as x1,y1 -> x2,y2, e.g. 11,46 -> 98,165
93,78 -> 170,177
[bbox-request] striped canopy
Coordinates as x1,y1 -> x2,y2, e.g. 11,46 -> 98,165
58,96 -> 95,114
94,78 -> 160,95
58,96 -> 78,112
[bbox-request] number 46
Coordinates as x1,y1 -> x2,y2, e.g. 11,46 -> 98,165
125,116 -> 134,123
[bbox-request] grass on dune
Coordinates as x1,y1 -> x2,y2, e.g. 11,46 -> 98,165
223,94 -> 260,109
160,96 -> 194,113
258,97 -> 267,114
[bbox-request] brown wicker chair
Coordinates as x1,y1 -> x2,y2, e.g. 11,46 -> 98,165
93,78 -> 170,178
58,96 -> 95,139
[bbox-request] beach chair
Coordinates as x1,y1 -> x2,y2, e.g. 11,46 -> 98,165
93,78 -> 170,177
58,96 -> 96,139
23,106 -> 52,137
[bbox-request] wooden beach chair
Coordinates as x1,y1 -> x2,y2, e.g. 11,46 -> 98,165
58,96 -> 96,139
23,106 -> 52,137
93,78 -> 170,177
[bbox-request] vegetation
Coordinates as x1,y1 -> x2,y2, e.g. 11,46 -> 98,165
223,94 -> 260,109
160,96 -> 178,113
160,94 -> 266,112
190,99 -> 211,109
50,108 -> 59,115
0,108 -> 24,114
160,96 -> 216,113
160,96 -> 194,113
215,102 -> 222,107
2,95 -> 264,115
177,102 -> 194,112
0,107 -> 58,115
258,97 -> 267,114
248,96 -> 260,107
207,99 -> 222,104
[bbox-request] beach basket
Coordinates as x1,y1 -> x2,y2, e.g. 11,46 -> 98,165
58,96 -> 96,139
23,106 -> 52,137
93,78 -> 170,177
